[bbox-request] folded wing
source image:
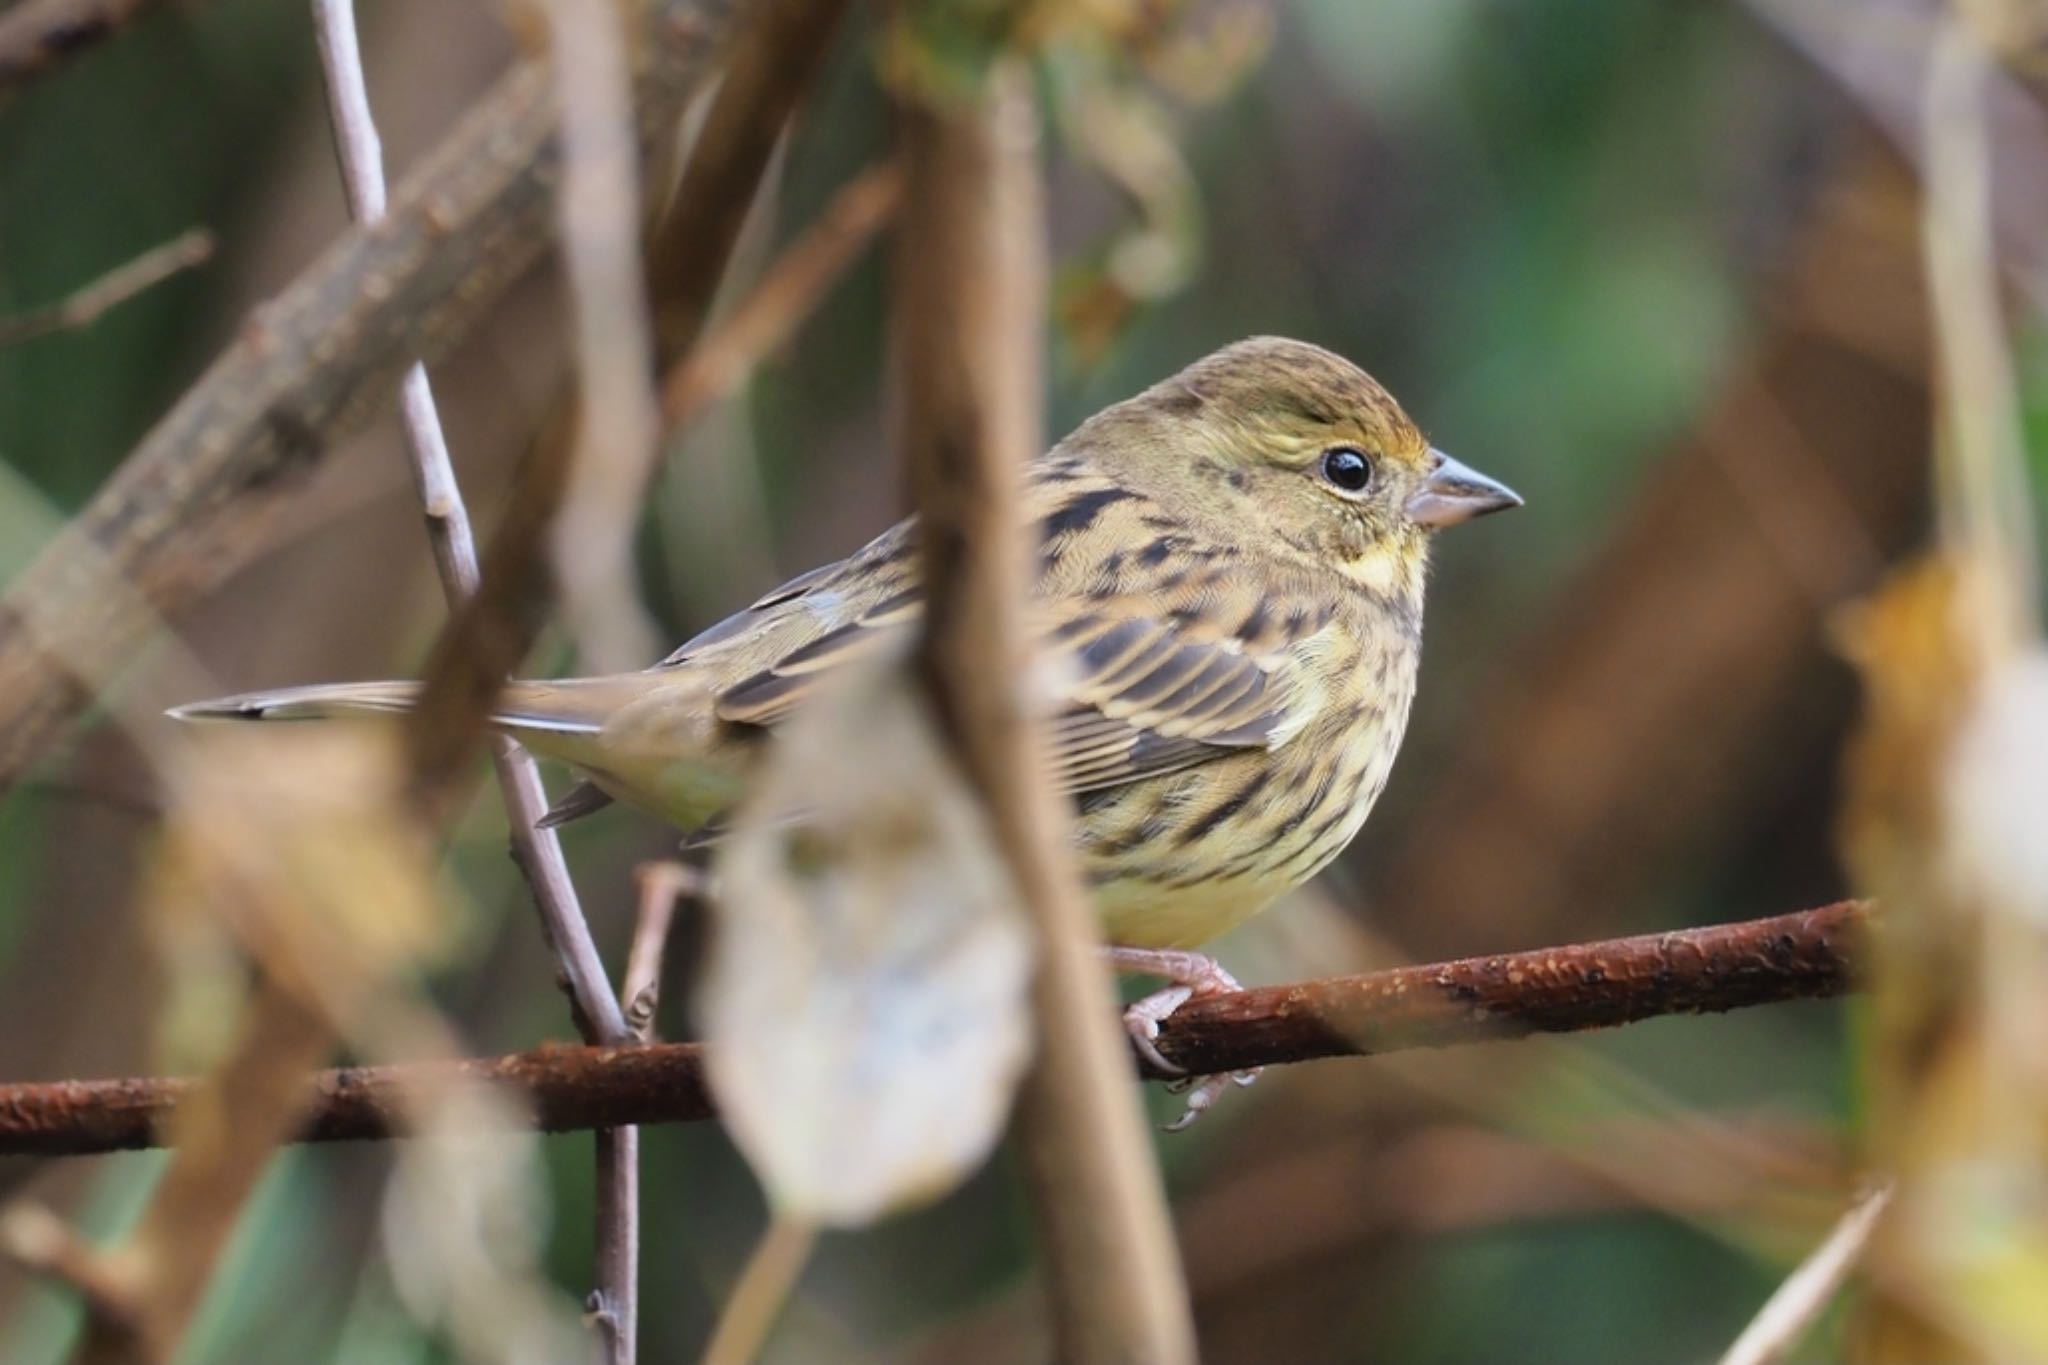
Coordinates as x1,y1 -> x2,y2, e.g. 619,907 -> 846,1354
659,466 -> 1325,801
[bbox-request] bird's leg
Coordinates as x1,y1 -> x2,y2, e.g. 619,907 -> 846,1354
1102,945 -> 1262,1131
1106,946 -> 1240,1074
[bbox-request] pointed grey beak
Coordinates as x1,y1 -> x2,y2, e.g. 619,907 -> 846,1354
1404,448 -> 1523,529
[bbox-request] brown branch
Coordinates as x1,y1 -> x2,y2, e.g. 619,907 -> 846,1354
0,0 -> 741,794
0,229 -> 213,347
0,904 -> 1869,1159
894,60 -> 1196,1364
0,0 -> 172,97
0,1038 -> 716,1157
1148,899 -> 1866,1077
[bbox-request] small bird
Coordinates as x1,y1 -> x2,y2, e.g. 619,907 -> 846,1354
175,337 -> 1519,1120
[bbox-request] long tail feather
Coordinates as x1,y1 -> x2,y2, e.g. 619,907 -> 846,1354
173,673 -> 730,831
168,678 -> 629,735
167,681 -> 421,723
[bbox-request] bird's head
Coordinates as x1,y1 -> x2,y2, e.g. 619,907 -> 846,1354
1075,336 -> 1521,599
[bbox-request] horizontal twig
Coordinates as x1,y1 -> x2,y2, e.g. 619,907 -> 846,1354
0,903 -> 1867,1159
1155,899 -> 1868,1078
0,1041 -> 713,1157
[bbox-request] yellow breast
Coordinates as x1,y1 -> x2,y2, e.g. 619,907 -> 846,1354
1076,622 -> 1418,949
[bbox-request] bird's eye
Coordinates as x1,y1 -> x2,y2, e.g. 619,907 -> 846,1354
1319,446 -> 1374,494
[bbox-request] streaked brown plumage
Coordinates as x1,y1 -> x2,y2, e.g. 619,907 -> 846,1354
175,337 -> 1519,952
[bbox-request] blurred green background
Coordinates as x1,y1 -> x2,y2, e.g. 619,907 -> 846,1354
0,0 -> 1958,1360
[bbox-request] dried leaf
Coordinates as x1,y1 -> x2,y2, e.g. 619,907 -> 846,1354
705,662 -> 1035,1225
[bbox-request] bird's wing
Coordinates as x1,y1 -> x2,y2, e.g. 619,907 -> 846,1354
538,529 -> 919,829
666,461 -> 1327,799
664,518 -> 923,720
1030,587 -> 1319,794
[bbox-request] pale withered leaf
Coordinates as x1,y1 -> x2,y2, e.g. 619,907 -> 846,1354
704,661 -> 1035,1225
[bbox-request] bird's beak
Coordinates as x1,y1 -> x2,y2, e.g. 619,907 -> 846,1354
1405,449 -> 1523,529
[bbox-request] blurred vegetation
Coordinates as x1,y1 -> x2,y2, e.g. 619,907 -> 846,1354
0,0 -> 2021,1361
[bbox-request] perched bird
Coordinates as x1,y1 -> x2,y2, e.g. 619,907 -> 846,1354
175,336 -> 1519,1118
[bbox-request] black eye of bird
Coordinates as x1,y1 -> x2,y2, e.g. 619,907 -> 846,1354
1320,446 -> 1374,494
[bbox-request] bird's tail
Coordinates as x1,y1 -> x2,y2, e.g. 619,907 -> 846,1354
169,680 -> 423,723
170,674 -> 730,829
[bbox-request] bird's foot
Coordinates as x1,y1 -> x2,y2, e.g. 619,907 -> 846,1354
1103,945 -> 1263,1132
1161,1069 -> 1262,1133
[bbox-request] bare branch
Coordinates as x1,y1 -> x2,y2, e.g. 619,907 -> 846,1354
0,229 -> 213,348
1151,900 -> 1867,1077
591,1122 -> 639,1364
0,904 -> 1869,1159
0,0 -> 741,795
0,1039 -> 711,1157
